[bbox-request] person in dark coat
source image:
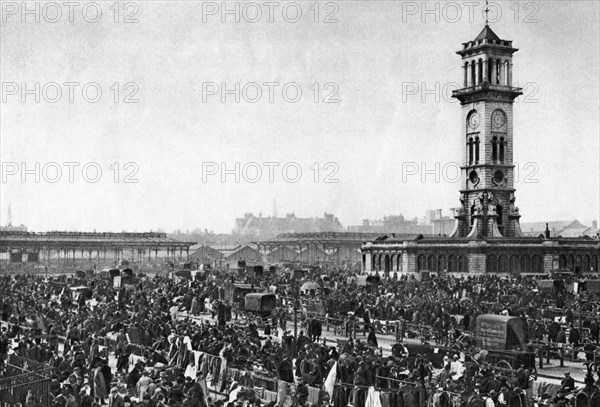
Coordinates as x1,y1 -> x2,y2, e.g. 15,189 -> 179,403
128,362 -> 143,389
277,357 -> 294,383
560,372 -> 575,392
367,326 -> 378,348
569,324 -> 580,347
548,321 -> 561,342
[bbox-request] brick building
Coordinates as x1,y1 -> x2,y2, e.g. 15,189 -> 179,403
361,24 -> 599,276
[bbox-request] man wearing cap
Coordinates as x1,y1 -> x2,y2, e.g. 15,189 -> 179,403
560,372 -> 575,392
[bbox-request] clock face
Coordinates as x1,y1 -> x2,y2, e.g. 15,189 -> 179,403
469,113 -> 480,129
492,110 -> 506,129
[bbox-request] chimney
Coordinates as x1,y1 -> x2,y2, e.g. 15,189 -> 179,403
436,209 -> 442,220
544,223 -> 550,239
593,220 -> 598,229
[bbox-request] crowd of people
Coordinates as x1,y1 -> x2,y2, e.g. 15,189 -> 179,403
1,263 -> 600,407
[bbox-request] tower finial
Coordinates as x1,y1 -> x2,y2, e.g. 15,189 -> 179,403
484,0 -> 490,25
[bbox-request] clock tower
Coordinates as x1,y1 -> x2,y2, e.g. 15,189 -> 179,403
450,24 -> 525,238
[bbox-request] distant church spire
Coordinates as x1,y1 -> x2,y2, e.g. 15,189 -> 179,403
6,204 -> 12,227
273,198 -> 278,218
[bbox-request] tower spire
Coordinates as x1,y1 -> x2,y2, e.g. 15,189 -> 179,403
484,0 -> 490,25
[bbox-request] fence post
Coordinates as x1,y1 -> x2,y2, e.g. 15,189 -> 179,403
560,346 -> 564,367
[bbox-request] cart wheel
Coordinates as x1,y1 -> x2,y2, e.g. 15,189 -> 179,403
496,359 -> 513,371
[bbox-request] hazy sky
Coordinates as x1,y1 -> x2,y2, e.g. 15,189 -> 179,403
1,0 -> 599,233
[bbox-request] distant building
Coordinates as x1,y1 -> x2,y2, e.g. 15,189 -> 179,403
234,212 -> 344,239
521,220 -> 598,238
348,214 -> 432,235
0,224 -> 27,232
430,209 -> 457,236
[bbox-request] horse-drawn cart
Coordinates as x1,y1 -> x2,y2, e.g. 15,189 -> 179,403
475,314 -> 536,371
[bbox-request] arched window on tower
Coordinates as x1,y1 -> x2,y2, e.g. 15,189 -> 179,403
470,203 -> 476,226
477,59 -> 483,84
497,205 -> 503,225
496,58 -> 502,84
475,137 -> 480,163
471,61 -> 476,87
492,136 -> 498,161
487,59 -> 493,83
464,62 -> 469,87
468,137 -> 474,164
504,60 -> 510,86
499,137 -> 505,162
